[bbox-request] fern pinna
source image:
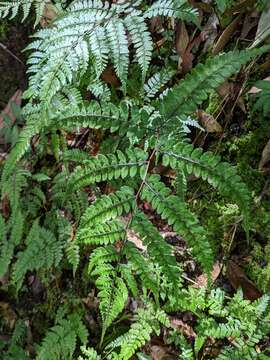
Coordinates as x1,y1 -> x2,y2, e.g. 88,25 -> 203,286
1,0 -> 270,359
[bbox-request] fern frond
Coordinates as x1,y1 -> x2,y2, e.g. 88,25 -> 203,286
37,314 -> 88,360
66,241 -> 80,276
80,187 -> 135,227
144,0 -> 198,24
158,46 -> 270,126
91,262 -> 128,340
0,209 -> 24,277
25,0 -> 153,102
123,242 -> 159,295
107,305 -> 169,360
77,219 -> 126,245
12,221 -> 63,289
144,67 -> 176,100
0,0 -> 54,26
162,142 -> 251,216
141,175 -> 213,272
68,149 -> 147,191
131,211 -> 181,286
124,14 -> 153,79
78,346 -> 101,360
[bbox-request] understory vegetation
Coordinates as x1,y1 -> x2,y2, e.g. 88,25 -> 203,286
1,0 -> 270,359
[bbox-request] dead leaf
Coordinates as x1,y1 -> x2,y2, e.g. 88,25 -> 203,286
198,110 -> 223,133
170,318 -> 197,339
252,3 -> 270,48
248,76 -> 270,94
259,139 -> 270,170
227,260 -> 262,301
202,13 -> 219,53
0,302 -> 17,329
194,261 -> 222,288
127,229 -> 147,251
101,65 -> 121,87
150,345 -> 175,360
212,15 -> 242,55
40,1 -> 57,27
240,12 -> 259,39
176,21 -> 189,58
0,90 -> 22,129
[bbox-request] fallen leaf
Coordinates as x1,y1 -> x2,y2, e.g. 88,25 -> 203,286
195,261 -> 222,288
0,90 -> 22,129
170,318 -> 197,339
212,14 -> 242,55
40,1 -> 57,27
150,345 -> 175,360
248,76 -> 270,94
0,302 -> 17,329
198,110 -> 223,133
176,21 -> 189,58
259,139 -> 270,170
240,12 -> 259,39
1,194 -> 10,219
127,229 -> 147,251
202,13 -> 219,53
251,3 -> 270,48
101,65 -> 121,87
227,260 -> 262,301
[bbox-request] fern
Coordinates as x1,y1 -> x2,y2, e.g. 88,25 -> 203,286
131,211 -> 181,286
144,0 -> 198,24
141,174 -> 214,272
37,314 -> 88,360
106,305 -> 169,360
0,0 -> 58,26
12,220 -> 63,289
78,346 -> 101,360
162,141 -> 251,217
68,150 -> 147,191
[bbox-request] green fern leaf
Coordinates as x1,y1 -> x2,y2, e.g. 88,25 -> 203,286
141,175 -> 213,272
68,150 -> 147,191
131,211 -> 181,286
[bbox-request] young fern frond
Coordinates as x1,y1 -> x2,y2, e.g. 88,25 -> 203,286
141,175 -> 214,272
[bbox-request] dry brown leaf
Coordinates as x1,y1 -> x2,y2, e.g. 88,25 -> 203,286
227,260 -> 262,301
170,318 -> 197,339
0,90 -> 22,129
0,302 -> 17,329
40,2 -> 57,27
194,261 -> 222,288
248,76 -> 270,94
198,110 -> 223,133
127,229 -> 147,251
240,12 -> 259,39
259,139 -> 270,170
101,65 -> 121,87
176,21 -> 189,57
150,345 -> 175,360
212,14 -> 242,55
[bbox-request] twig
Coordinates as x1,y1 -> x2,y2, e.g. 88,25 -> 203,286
0,42 -> 24,66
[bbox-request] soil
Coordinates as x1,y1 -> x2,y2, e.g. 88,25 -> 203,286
0,19 -> 30,110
